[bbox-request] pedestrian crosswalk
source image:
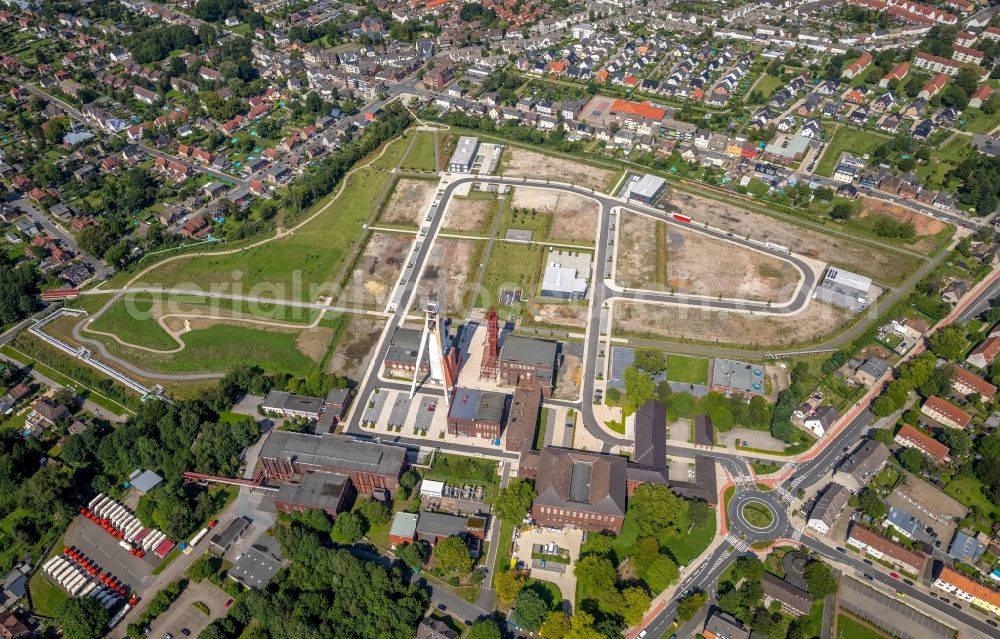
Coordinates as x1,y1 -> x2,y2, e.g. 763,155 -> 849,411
790,527 -> 803,542
774,486 -> 794,503
725,533 -> 750,553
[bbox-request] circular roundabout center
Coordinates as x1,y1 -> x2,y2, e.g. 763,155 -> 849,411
740,500 -> 776,530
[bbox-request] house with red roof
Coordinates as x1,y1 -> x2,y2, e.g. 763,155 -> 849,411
952,366 -> 996,400
894,424 -> 950,462
920,395 -> 972,429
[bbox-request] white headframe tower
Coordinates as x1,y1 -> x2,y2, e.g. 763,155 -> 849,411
409,302 -> 455,405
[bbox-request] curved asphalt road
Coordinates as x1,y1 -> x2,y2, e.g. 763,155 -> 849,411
345,175 -> 817,441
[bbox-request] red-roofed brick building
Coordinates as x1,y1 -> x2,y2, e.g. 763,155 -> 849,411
951,367 -> 996,400
920,395 -> 971,429
894,424 -> 950,462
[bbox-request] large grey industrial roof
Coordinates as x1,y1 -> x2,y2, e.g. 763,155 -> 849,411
449,388 -> 505,423
711,358 -> 765,395
822,267 -> 872,295
229,536 -> 282,589
262,390 -> 324,414
501,335 -> 558,367
275,472 -> 350,511
632,173 -> 667,199
449,136 -> 479,167
260,432 -> 406,476
534,448 -> 627,517
415,511 -> 469,538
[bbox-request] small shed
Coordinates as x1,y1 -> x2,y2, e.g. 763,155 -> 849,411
129,469 -> 164,494
419,479 -> 445,497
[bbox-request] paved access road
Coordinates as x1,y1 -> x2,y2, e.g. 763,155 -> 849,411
345,175 -> 818,448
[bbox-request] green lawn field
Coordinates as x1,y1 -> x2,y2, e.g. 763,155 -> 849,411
666,354 -> 709,385
815,127 -> 891,177
961,107 -> 1000,134
90,323 -> 322,376
479,242 -> 544,315
836,614 -> 890,639
136,165 -> 393,301
401,131 -> 438,172
945,475 -> 1000,521
88,293 -> 179,351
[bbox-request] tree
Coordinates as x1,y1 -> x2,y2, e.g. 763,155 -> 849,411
939,428 -> 971,458
622,587 -> 651,626
467,619 -> 502,639
857,488 -> 886,520
187,552 -> 221,582
871,395 -> 899,418
399,470 -> 419,499
57,597 -> 111,639
494,479 -> 536,522
574,554 -> 618,596
541,611 -> 571,639
434,536 -> 473,574
395,542 -> 426,570
980,432 -> 1000,460
634,349 -> 666,373
899,447 -> 928,474
330,511 -> 366,545
677,591 -> 707,621
513,588 -> 549,631
644,554 -> 679,593
628,483 -> 689,539
567,611 -> 604,639
929,326 -> 968,360
622,366 -> 655,412
803,560 -> 838,598
494,569 -> 525,604
871,428 -> 895,446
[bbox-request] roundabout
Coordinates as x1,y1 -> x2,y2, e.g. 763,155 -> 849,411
727,486 -> 791,544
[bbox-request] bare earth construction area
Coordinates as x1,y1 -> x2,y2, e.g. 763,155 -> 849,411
378,178 -> 438,227
616,213 -> 801,303
510,187 -> 599,243
412,238 -> 483,316
336,232 -> 412,309
442,195 -> 497,233
500,147 -> 617,192
665,190 -> 922,284
613,299 -> 854,349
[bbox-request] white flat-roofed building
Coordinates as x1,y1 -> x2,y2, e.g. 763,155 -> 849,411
541,250 -> 591,300
449,136 -> 479,172
813,267 -> 874,312
628,174 -> 668,204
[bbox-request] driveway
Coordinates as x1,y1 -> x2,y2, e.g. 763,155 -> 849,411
514,527 -> 584,610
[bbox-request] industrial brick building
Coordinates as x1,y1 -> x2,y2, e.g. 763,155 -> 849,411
273,471 -> 353,517
383,327 -> 429,378
530,447 -> 628,533
504,383 -> 541,454
258,432 -> 406,494
447,388 -> 506,438
499,335 -> 558,396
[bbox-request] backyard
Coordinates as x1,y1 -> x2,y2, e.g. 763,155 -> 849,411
815,126 -> 891,177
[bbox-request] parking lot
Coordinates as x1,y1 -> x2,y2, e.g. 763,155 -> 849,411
839,575 -> 954,639
62,516 -> 156,595
146,579 -> 231,639
514,527 -> 583,608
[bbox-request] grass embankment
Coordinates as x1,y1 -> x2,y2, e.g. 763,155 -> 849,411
401,131 -> 438,172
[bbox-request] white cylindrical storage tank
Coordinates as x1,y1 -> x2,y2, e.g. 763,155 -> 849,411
88,586 -> 105,599
102,595 -> 119,609
79,581 -> 97,597
43,556 -> 62,573
89,493 -> 106,510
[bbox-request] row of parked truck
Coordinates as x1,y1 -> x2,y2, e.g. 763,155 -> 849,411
41,553 -> 122,609
85,493 -> 173,556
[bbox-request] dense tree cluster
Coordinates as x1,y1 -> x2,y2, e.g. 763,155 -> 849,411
193,0 -> 246,22
128,24 -> 198,63
0,252 -> 40,327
